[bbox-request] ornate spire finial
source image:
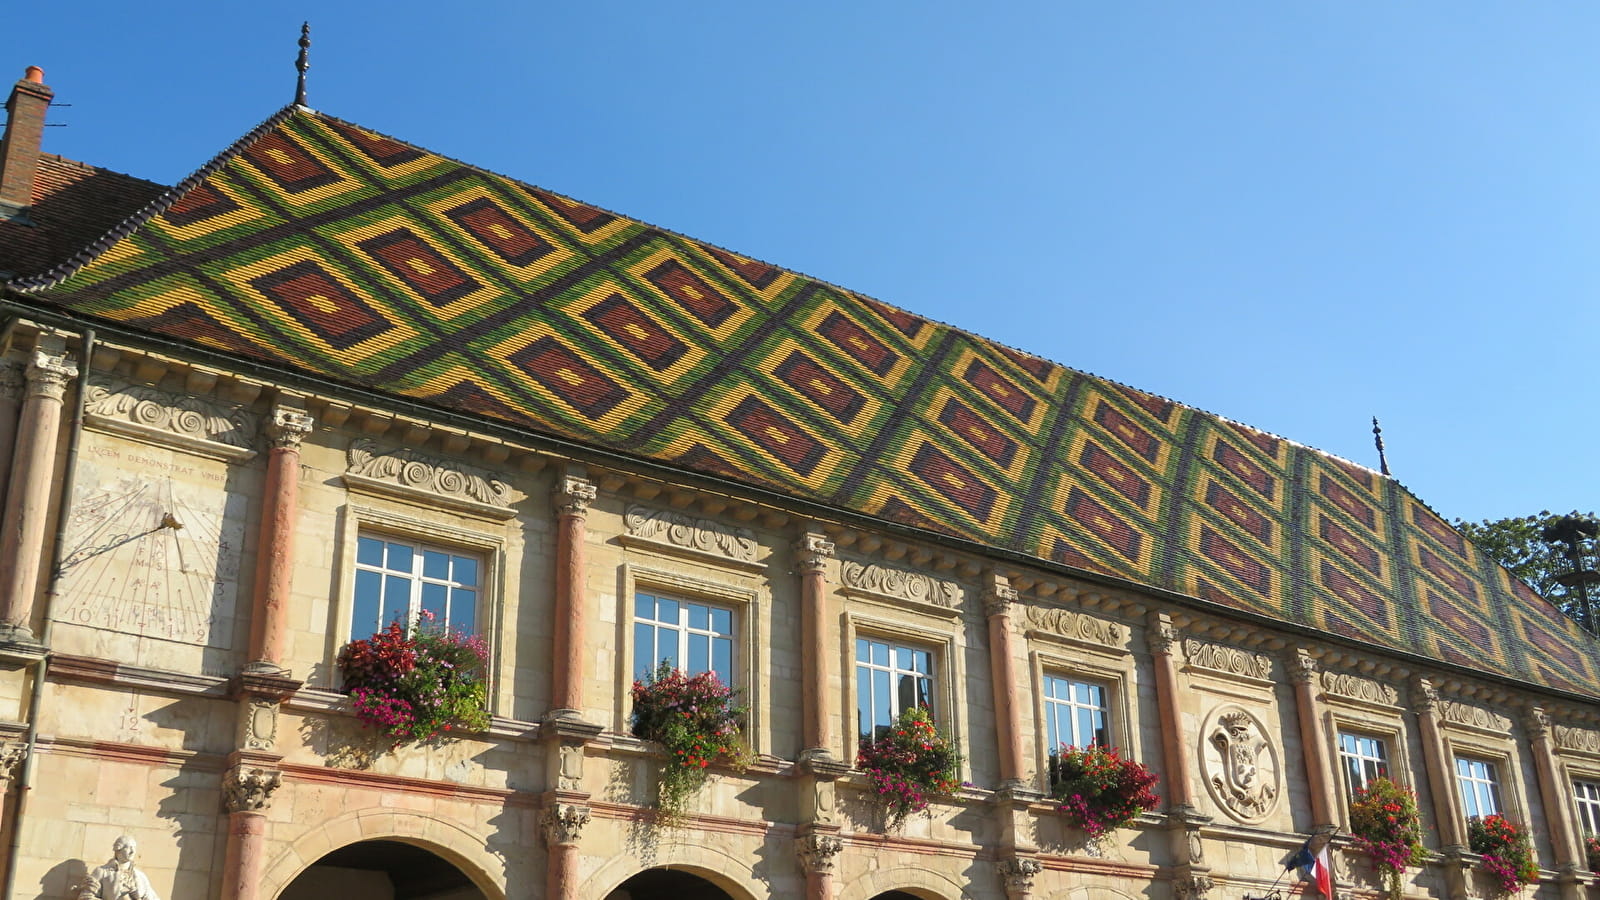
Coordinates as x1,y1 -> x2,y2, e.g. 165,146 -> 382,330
294,22 -> 312,107
1372,416 -> 1390,476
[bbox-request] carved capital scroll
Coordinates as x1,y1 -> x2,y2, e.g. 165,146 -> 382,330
794,533 -> 835,577
983,574 -> 1018,618
998,856 -> 1043,893
1149,620 -> 1180,656
1174,873 -> 1215,900
0,742 -> 25,793
795,832 -> 844,875
223,764 -> 283,813
1287,651 -> 1318,685
1411,677 -> 1439,713
624,504 -> 758,564
542,802 -> 591,846
1524,707 -> 1551,742
554,475 -> 597,517
25,350 -> 77,401
264,405 -> 314,450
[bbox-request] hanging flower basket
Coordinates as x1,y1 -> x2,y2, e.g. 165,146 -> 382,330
1349,777 -> 1428,900
1468,814 -> 1539,897
855,707 -> 963,831
1047,744 -> 1160,843
630,663 -> 752,823
337,615 -> 490,743
1586,836 -> 1600,873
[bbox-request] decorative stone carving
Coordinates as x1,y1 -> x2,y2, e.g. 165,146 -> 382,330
1024,606 -> 1126,648
554,475 -> 597,516
1523,708 -> 1551,742
1437,700 -> 1511,733
558,742 -> 584,791
983,575 -> 1018,618
1200,706 -> 1280,823
623,504 -> 758,564
25,349 -> 77,401
794,533 -> 835,576
1287,652 -> 1318,685
1410,677 -> 1439,713
1321,671 -> 1400,707
1184,639 -> 1272,681
76,835 -> 160,900
998,856 -> 1043,893
839,560 -> 959,609
1554,724 -> 1600,755
0,742 -> 25,792
264,405 -> 314,450
1173,872 -> 1214,900
84,373 -> 257,452
347,438 -> 509,508
542,802 -> 591,846
222,765 -> 282,813
239,698 -> 278,751
1149,620 -> 1180,655
795,833 -> 844,875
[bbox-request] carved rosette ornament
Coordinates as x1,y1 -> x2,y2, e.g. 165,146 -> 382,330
25,350 -> 77,402
795,832 -> 844,875
542,802 -> 591,847
1555,724 -> 1600,755
223,765 -> 283,813
838,560 -> 958,607
794,533 -> 835,577
264,406 -> 314,450
1200,706 -> 1281,823
998,856 -> 1043,893
1321,671 -> 1400,707
554,475 -> 597,517
1184,639 -> 1272,680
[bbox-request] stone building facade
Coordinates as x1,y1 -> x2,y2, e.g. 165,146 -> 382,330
1,63 -> 1600,900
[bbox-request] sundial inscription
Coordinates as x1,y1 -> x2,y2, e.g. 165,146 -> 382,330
59,439 -> 245,648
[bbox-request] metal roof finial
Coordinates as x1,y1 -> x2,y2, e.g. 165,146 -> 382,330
1371,416 -> 1390,476
294,22 -> 311,107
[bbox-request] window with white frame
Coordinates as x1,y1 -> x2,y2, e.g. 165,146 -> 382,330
1339,732 -> 1391,795
1575,780 -> 1600,838
856,637 -> 934,741
351,534 -> 480,638
633,592 -> 735,685
1043,675 -> 1109,750
1456,757 -> 1503,819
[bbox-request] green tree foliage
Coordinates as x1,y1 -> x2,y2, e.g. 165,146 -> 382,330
1453,511 -> 1599,617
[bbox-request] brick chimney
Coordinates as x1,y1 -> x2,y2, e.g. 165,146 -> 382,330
0,66 -> 53,220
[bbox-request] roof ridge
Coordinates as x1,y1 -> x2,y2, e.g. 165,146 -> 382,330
8,105 -> 302,292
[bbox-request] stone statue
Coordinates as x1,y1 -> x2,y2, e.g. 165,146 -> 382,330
77,835 -> 160,900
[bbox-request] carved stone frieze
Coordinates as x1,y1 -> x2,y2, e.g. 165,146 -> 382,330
997,856 -> 1043,893
1200,706 -> 1280,823
1024,606 -> 1127,649
1184,639 -> 1272,681
84,373 -> 258,453
346,438 -> 512,509
542,802 -> 591,846
839,559 -> 959,609
223,765 -> 282,813
795,833 -> 844,875
1553,725 -> 1600,756
1321,671 -> 1400,707
623,504 -> 758,564
1436,699 -> 1511,733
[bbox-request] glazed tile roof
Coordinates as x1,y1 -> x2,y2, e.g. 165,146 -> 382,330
12,107 -> 1600,698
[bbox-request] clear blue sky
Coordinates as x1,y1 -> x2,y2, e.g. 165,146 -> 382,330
9,3 -> 1599,524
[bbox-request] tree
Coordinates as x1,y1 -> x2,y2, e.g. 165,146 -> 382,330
1453,511 -> 1600,620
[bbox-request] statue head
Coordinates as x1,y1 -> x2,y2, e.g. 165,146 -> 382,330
112,835 -> 137,863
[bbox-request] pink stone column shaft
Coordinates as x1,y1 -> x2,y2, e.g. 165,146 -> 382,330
806,869 -> 833,900
543,801 -> 591,900
0,364 -> 28,519
1413,678 -> 1465,848
0,351 -> 75,637
550,474 -> 595,714
795,533 -> 835,755
1148,613 -> 1195,808
1526,708 -> 1581,869
1289,652 -> 1340,830
245,406 -> 312,673
984,576 -> 1025,785
546,842 -> 579,900
220,811 -> 267,900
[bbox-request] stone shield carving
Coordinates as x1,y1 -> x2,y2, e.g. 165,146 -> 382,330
1200,705 -> 1280,823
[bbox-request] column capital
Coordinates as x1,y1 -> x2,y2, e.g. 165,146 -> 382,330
1525,706 -> 1552,741
1149,618 -> 1180,656
24,349 -> 77,401
1411,676 -> 1439,713
1173,872 -> 1215,900
553,475 -> 597,516
264,405 -> 314,450
998,856 -> 1043,895
0,741 -> 25,793
542,802 -> 592,847
793,532 -> 835,577
795,831 -> 844,876
983,572 -> 1019,618
1288,650 -> 1319,685
223,764 -> 283,813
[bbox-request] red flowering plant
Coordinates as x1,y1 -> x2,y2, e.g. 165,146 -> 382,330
856,707 -> 963,831
1468,814 -> 1539,897
1349,777 -> 1428,900
336,613 -> 490,743
630,663 -> 752,822
1047,744 -> 1160,845
1585,836 -> 1600,872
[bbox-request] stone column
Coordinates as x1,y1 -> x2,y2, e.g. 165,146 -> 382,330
984,572 -> 1027,790
0,348 -> 76,656
1150,612 -> 1212,900
0,363 -> 28,519
1525,708 -> 1585,900
543,801 -> 591,900
1413,677 -> 1469,900
796,831 -> 844,900
219,760 -> 283,900
998,856 -> 1043,900
549,470 -> 596,718
1288,650 -> 1340,832
243,404 -> 314,675
794,531 -> 835,761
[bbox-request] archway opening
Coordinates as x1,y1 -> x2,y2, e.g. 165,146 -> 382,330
869,894 -> 926,900
607,868 -> 736,900
278,839 -> 486,900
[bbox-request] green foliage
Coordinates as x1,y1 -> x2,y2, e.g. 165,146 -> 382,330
856,707 -> 964,831
1454,511 -> 1599,617
337,617 -> 490,743
1349,777 -> 1429,900
1046,744 -> 1160,843
1468,814 -> 1539,897
630,663 -> 752,824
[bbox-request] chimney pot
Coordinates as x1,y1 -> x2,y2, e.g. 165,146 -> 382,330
23,66 -> 43,84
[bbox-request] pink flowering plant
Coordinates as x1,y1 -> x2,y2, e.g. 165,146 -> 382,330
336,614 -> 490,743
856,707 -> 963,831
1587,836 -> 1600,872
1349,777 -> 1428,900
1468,814 -> 1539,897
1047,744 -> 1160,843
630,663 -> 752,822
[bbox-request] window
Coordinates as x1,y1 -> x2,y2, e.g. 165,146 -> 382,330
1339,733 -> 1391,795
1456,757 -> 1503,819
856,637 -> 934,741
1043,675 -> 1109,750
351,535 -> 479,638
1575,780 -> 1600,838
633,592 -> 735,685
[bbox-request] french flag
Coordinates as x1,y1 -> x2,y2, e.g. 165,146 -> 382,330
1287,840 -> 1332,897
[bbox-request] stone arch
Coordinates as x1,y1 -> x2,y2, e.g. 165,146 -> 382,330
836,866 -> 974,900
1045,886 -> 1144,900
262,809 -> 507,900
585,840 -> 763,900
